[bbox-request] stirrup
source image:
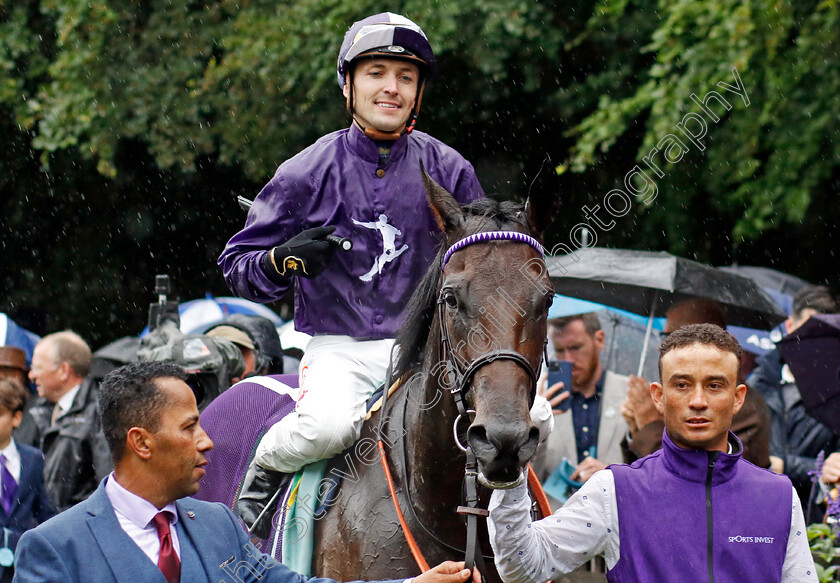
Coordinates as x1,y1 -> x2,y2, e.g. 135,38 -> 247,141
237,460 -> 293,539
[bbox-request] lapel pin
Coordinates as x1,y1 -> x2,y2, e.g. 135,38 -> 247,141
186,511 -> 196,520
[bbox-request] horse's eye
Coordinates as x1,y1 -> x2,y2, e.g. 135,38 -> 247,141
444,292 -> 459,309
545,294 -> 554,310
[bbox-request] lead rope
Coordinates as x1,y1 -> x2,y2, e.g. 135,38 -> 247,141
378,440 -> 431,572
437,297 -> 487,574
377,342 -> 430,573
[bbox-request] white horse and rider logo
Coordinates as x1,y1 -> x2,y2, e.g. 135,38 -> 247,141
352,214 -> 408,282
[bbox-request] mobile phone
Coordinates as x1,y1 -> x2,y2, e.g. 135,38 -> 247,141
546,360 -> 573,412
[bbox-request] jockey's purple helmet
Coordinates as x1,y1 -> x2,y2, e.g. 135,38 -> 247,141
337,13 -> 436,89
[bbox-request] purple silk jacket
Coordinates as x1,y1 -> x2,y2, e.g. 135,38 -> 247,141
608,430 -> 791,582
219,125 -> 484,339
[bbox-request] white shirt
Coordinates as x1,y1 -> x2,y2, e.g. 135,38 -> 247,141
55,384 -> 81,418
104,473 -> 181,565
488,469 -> 817,583
0,438 -> 21,484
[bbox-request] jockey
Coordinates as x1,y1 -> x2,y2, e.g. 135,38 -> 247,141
218,13 -> 551,537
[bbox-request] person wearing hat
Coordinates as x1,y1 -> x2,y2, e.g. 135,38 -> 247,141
206,325 -> 259,384
0,347 -> 40,447
218,13 -> 502,536
0,347 -> 28,387
207,315 -> 287,383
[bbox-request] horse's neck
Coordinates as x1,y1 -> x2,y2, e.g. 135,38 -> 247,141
399,350 -> 467,531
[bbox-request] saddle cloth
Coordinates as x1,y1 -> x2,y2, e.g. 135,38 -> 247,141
196,374 -> 395,567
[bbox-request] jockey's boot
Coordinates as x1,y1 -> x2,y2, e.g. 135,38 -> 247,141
237,460 -> 294,539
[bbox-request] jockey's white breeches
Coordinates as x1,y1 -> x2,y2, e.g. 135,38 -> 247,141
255,335 -> 395,473
254,335 -> 554,473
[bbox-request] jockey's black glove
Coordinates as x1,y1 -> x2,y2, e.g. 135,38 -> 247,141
262,226 -> 337,281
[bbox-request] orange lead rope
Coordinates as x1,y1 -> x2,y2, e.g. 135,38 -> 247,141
378,440 -> 431,572
527,463 -> 553,518
379,438 -> 553,575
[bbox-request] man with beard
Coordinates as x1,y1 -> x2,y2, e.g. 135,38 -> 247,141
533,313 -> 629,500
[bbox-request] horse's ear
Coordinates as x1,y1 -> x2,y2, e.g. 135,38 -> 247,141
421,160 -> 464,232
524,184 -> 558,237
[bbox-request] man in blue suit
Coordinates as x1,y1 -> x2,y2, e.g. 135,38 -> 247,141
13,361 -> 479,583
0,378 -> 55,583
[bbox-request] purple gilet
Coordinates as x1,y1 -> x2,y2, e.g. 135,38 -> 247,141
218,125 -> 484,339
608,430 -> 791,582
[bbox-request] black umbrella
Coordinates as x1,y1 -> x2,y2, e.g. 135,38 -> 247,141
776,314 -> 840,435
548,248 -> 786,329
719,265 -> 811,297
547,248 -> 787,374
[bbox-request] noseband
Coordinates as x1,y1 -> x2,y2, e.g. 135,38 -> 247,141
437,230 -> 547,407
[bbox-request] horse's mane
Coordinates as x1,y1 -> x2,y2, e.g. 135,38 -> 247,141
393,198 -> 534,380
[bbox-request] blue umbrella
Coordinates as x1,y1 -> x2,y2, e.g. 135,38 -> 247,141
718,268 -> 807,356
549,295 -> 666,330
0,313 -> 41,366
727,325 -> 785,356
141,294 -> 284,336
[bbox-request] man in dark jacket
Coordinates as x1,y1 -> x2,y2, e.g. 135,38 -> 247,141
748,285 -> 839,513
27,331 -> 112,511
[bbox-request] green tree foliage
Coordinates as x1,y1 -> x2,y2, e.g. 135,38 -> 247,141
566,0 -> 840,245
1,0 -> 838,343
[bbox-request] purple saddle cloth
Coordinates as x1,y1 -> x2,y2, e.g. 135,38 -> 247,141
195,374 -> 299,509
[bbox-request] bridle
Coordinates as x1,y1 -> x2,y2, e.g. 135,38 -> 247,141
437,230 -> 548,573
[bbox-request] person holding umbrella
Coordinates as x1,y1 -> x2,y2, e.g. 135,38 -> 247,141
749,285 -> 840,515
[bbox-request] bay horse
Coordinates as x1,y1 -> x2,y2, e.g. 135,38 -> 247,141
198,168 -> 555,583
311,169 -> 555,582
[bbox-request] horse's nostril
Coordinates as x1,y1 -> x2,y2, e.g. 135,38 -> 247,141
467,425 -> 498,458
518,426 -> 540,463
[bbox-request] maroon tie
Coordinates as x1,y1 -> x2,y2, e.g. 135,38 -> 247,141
152,511 -> 181,583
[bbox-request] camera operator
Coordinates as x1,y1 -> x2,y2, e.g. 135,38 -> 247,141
139,334 -> 244,412
137,276 -> 245,410
206,314 -> 286,383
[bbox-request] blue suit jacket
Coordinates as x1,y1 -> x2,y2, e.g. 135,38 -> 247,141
1,442 -> 55,583
13,478 -> 395,583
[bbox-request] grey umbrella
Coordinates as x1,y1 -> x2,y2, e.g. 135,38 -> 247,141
596,310 -> 662,380
547,248 -> 787,373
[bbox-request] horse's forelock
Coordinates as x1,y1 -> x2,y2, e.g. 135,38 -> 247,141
393,198 -> 536,380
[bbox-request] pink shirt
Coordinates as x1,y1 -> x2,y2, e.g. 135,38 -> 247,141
104,473 -> 181,564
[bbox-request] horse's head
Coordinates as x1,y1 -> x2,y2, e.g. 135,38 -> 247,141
421,166 -> 555,489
